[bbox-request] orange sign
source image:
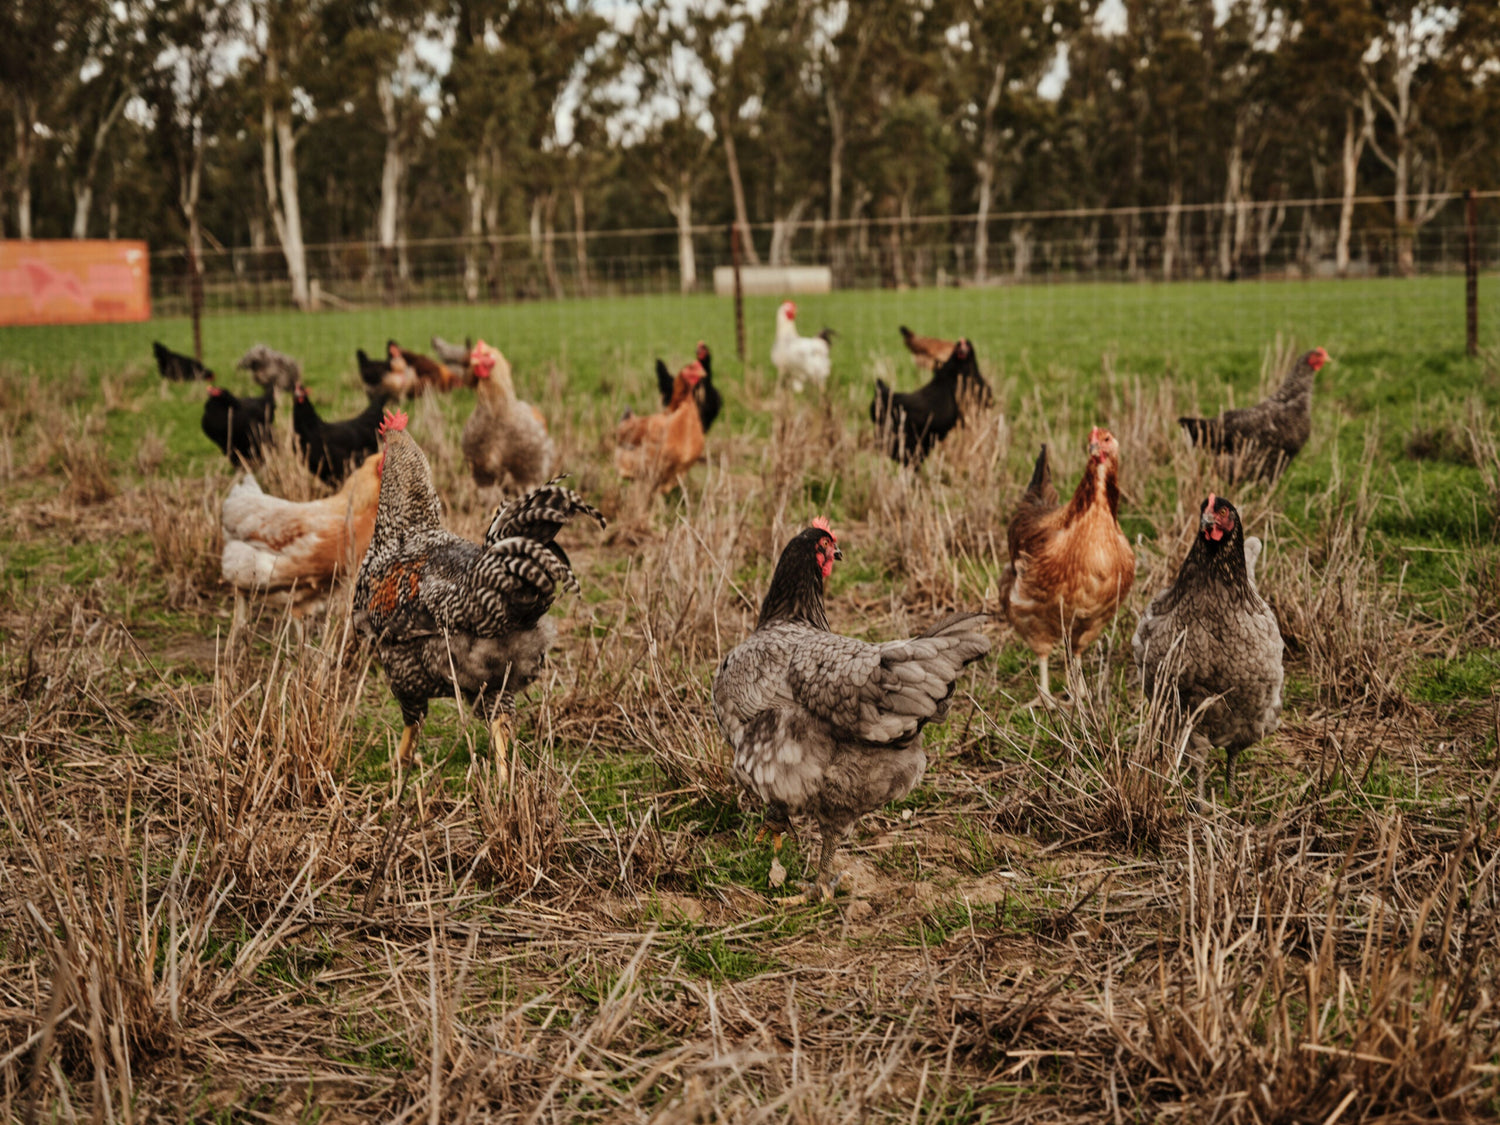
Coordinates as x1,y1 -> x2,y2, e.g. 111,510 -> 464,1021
0,240 -> 151,326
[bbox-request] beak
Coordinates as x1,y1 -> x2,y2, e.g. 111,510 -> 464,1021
1200,510 -> 1216,533
833,546 -> 843,562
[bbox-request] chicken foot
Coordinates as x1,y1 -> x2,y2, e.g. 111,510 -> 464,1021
781,828 -> 848,906
1019,654 -> 1075,711
396,723 -> 421,766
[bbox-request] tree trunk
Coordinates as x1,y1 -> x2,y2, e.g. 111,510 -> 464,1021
973,62 -> 1005,285
13,97 -> 35,239
572,184 -> 589,297
1364,30 -> 1417,277
721,117 -> 760,265
107,198 -> 118,241
71,84 -> 130,240
1336,106 -> 1364,277
261,48 -> 310,310
1162,179 -> 1183,281
1218,134 -> 1242,278
179,140 -> 205,360
1011,222 -> 1033,280
673,179 -> 696,292
541,191 -> 562,300
376,73 -> 404,299
825,86 -> 844,272
769,194 -> 811,266
464,157 -> 483,303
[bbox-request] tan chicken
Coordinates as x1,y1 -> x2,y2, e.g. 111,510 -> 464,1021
220,452 -> 383,633
461,340 -> 555,492
615,360 -> 706,493
899,325 -> 956,371
1000,428 -> 1136,704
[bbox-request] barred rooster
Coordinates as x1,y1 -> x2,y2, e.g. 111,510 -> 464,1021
1178,346 -> 1327,482
353,412 -> 604,774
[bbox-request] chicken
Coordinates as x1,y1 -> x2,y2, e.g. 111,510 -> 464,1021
391,339 -> 460,393
770,301 -> 832,392
462,340 -> 555,492
202,384 -> 276,467
292,386 -> 390,486
655,341 -> 721,434
1178,347 -> 1328,482
898,325 -> 955,372
1000,429 -> 1136,704
154,341 -> 212,382
871,338 -> 991,467
713,519 -> 990,902
1132,494 -> 1283,797
221,451 -> 383,629
353,411 -> 604,771
237,344 -> 301,393
431,335 -> 475,385
615,360 -> 706,493
357,347 -> 394,390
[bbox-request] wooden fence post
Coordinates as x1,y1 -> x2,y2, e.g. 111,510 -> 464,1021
1466,188 -> 1479,358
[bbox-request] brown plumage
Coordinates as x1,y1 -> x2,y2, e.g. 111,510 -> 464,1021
712,519 -> 990,901
220,452 -> 383,625
1000,429 -> 1136,703
353,411 -> 603,772
1178,347 -> 1327,481
898,325 -> 956,371
391,340 -> 461,393
615,361 -> 706,493
1133,494 -> 1283,796
462,341 -> 555,492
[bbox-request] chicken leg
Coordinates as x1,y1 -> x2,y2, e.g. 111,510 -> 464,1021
489,711 -> 513,788
396,723 -> 420,766
781,827 -> 847,906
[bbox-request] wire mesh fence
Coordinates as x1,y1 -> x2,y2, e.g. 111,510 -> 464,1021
149,193 -> 1500,317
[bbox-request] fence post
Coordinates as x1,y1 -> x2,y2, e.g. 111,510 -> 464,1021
731,222 -> 745,362
1466,188 -> 1478,358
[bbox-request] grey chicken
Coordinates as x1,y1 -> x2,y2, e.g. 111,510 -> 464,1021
237,343 -> 302,392
1178,347 -> 1327,481
712,519 -> 990,902
353,411 -> 604,776
1132,494 -> 1283,797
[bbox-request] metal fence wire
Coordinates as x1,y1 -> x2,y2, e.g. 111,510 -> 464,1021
149,194 -> 1500,317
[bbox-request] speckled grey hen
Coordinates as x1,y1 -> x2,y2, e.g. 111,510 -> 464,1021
353,411 -> 603,775
1178,347 -> 1327,481
1132,494 -> 1283,797
713,519 -> 990,902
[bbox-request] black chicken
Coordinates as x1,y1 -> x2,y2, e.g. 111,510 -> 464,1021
357,347 -> 391,389
202,384 -> 275,466
1178,347 -> 1327,482
154,341 -> 212,382
870,338 -> 989,467
655,341 -> 721,433
292,386 -> 390,486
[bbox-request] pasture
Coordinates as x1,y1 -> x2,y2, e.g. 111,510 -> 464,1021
1,277 -> 1499,1121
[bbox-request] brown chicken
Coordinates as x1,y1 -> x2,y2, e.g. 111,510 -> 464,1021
391,340 -> 461,393
220,452 -> 383,632
1000,428 -> 1136,704
462,340 -> 555,492
615,360 -> 706,493
899,325 -> 956,371
712,519 -> 990,902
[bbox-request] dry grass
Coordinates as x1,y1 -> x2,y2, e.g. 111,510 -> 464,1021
1,343 -> 1498,1123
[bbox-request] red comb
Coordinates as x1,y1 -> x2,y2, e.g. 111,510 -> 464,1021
1308,347 -> 1328,370
378,410 -> 408,436
811,516 -> 836,540
1206,491 -> 1217,511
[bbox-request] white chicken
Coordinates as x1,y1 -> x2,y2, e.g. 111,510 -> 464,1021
770,301 -> 832,392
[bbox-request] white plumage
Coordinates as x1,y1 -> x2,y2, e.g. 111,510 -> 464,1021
770,301 -> 831,392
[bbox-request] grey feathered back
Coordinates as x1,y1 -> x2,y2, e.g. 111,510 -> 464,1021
238,344 -> 302,392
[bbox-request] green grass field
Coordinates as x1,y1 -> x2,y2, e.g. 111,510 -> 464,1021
2,277 -> 1499,1121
